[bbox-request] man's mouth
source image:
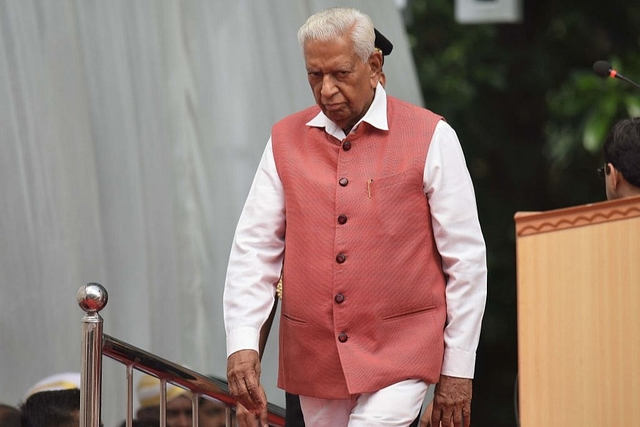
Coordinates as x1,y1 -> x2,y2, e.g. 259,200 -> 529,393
324,103 -> 343,112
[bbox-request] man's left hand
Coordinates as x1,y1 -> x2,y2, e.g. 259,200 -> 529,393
430,375 -> 472,427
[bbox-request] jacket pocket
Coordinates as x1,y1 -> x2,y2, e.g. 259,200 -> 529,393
381,305 -> 436,321
282,312 -> 307,325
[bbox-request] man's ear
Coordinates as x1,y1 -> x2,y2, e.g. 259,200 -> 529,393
368,50 -> 383,81
609,163 -> 622,190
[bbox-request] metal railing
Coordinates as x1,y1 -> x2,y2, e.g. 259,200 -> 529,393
77,282 -> 285,427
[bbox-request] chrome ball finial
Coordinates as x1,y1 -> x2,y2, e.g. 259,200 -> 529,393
77,282 -> 108,313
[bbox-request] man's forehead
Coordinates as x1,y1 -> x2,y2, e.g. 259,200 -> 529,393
303,37 -> 360,67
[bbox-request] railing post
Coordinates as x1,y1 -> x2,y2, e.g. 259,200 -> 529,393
126,364 -> 135,427
77,283 -> 109,427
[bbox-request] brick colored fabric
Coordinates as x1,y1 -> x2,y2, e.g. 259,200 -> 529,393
271,95 -> 446,399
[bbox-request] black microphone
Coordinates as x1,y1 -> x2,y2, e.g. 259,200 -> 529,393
593,60 -> 640,89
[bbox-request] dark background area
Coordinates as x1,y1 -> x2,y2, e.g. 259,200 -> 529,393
404,1 -> 640,425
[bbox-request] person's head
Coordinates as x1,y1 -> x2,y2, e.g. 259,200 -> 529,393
198,396 -> 226,427
0,403 -> 21,427
166,394 -> 192,427
601,117 -> 640,200
136,374 -> 192,427
20,389 -> 80,427
298,7 -> 383,132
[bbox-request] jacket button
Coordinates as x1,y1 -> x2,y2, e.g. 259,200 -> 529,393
337,215 -> 347,224
343,141 -> 352,151
334,293 -> 345,303
338,332 -> 348,343
339,178 -> 348,187
336,253 -> 346,263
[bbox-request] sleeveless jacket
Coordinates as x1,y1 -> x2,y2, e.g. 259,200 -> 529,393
271,95 -> 447,398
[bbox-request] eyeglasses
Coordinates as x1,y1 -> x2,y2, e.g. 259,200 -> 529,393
597,164 -> 611,179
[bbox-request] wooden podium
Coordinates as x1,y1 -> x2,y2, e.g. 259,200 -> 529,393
515,196 -> 640,426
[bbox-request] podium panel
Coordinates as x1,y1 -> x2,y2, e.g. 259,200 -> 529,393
515,196 -> 640,426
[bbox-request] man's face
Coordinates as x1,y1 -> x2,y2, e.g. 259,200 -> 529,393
198,398 -> 226,427
304,33 -> 381,132
166,395 -> 192,427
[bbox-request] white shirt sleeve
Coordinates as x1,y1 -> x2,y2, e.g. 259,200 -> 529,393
223,137 -> 285,357
424,121 -> 488,379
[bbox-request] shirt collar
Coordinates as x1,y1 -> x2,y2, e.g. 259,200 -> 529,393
306,83 -> 389,140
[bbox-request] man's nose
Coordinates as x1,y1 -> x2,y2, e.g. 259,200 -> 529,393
321,75 -> 338,97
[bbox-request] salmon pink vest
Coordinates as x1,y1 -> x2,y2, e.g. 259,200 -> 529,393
271,95 -> 447,399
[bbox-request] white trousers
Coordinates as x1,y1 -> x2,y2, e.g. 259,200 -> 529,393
298,379 -> 428,427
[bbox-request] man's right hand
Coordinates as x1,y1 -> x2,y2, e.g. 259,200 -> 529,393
227,349 -> 267,415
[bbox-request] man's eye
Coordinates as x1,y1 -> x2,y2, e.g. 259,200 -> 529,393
335,71 -> 350,80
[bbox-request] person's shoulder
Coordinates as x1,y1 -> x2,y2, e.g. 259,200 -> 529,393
387,95 -> 443,120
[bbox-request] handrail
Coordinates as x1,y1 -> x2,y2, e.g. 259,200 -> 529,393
77,282 -> 285,427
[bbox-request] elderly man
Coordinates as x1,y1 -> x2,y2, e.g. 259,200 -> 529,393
224,7 -> 486,427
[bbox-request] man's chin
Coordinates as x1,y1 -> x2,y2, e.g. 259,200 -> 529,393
324,111 -> 347,127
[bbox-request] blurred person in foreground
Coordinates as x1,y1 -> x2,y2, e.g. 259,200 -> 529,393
198,396 -> 227,427
224,7 -> 487,427
0,403 -> 21,427
135,374 -> 192,427
19,372 -> 83,427
20,389 -> 81,427
599,117 -> 640,200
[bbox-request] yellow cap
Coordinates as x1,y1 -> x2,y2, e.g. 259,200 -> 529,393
23,372 -> 82,400
137,374 -> 191,408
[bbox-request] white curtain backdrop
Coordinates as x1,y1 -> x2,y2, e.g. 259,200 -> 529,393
0,1 -> 423,425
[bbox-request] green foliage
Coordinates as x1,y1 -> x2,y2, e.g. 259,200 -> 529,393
546,56 -> 640,162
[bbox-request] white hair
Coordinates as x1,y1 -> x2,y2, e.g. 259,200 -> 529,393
297,7 -> 375,63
